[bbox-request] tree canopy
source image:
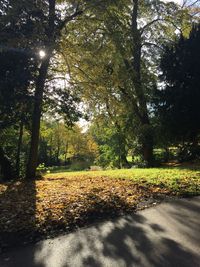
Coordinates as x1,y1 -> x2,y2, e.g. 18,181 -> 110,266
0,0 -> 199,180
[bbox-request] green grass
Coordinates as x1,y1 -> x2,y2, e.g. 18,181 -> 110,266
45,167 -> 200,196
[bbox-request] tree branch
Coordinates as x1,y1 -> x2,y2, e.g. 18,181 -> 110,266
182,0 -> 199,8
140,18 -> 163,34
46,76 -> 66,83
58,5 -> 83,31
142,42 -> 164,51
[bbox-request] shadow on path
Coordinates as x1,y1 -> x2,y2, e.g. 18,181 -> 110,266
0,197 -> 199,267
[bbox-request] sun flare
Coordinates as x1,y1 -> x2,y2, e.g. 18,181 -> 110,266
39,50 -> 46,58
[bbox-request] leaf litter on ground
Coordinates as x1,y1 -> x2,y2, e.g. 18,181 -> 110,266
0,167 -> 199,251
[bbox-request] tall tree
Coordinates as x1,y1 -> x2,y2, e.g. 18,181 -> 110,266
0,0 -> 47,179
155,23 -> 200,161
25,0 -> 83,179
60,0 -> 192,165
1,0 -> 85,178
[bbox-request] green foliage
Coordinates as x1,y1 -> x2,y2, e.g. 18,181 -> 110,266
90,117 -> 130,168
38,121 -> 98,167
59,0 -> 196,166
68,161 -> 91,171
0,126 -> 30,177
36,163 -> 49,175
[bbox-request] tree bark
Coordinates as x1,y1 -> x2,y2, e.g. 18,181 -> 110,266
118,136 -> 130,168
26,0 -> 55,179
16,121 -> 23,177
64,143 -> 68,165
56,141 -> 60,165
49,135 -> 53,166
130,0 -> 154,166
142,143 -> 153,166
26,55 -> 52,179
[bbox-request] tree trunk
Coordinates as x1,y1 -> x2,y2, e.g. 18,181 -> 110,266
142,143 -> 153,166
0,147 -> 15,181
25,1 -> 82,178
164,147 -> 170,162
131,0 -> 154,166
120,153 -> 130,168
191,133 -> 199,160
16,121 -> 23,177
118,137 -> 130,168
64,143 -> 68,165
26,56 -> 51,179
49,135 -> 53,166
26,0 -> 56,179
56,143 -> 60,165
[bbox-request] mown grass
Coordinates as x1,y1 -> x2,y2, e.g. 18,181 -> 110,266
45,167 -> 200,196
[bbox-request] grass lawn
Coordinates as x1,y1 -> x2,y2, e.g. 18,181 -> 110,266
0,167 -> 200,250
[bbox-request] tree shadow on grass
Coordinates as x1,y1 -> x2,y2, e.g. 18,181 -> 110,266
0,179 -> 163,251
0,179 -> 37,252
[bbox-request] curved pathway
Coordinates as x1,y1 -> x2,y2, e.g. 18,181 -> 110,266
0,197 -> 200,267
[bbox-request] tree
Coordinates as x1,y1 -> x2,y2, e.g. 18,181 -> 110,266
1,0 -> 197,175
103,0 -> 199,165
0,47 -> 37,179
90,116 -> 130,168
25,0 -> 84,179
60,0 -> 193,166
155,23 -> 200,161
38,121 -> 98,167
0,0 -> 85,178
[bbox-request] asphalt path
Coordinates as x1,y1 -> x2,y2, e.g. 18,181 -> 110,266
0,197 -> 200,267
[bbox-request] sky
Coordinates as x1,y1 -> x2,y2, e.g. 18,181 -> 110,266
164,0 -> 183,3
164,0 -> 200,7
164,0 -> 183,4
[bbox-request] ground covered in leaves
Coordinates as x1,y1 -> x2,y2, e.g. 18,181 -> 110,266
0,167 -> 199,251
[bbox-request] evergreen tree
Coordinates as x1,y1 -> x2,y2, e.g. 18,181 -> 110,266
155,24 -> 200,161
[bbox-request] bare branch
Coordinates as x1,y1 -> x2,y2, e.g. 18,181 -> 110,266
46,76 -> 66,83
182,0 -> 200,8
140,18 -> 163,34
142,42 -> 164,51
59,4 -> 83,31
